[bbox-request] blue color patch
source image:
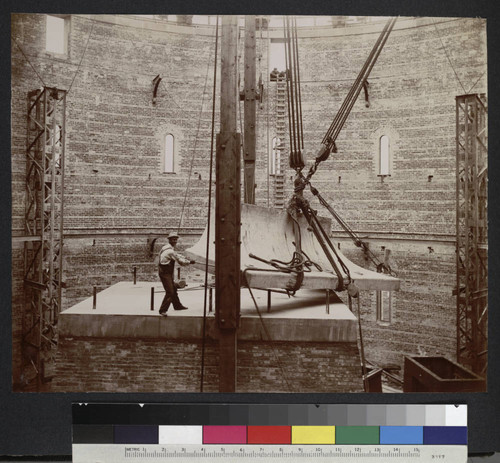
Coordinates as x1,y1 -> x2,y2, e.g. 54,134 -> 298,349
114,425 -> 158,444
380,426 -> 423,445
423,426 -> 467,445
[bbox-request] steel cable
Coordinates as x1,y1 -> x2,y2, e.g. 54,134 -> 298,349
200,17 -> 219,392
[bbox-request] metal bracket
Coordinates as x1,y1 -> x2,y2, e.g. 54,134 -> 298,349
152,75 -> 162,105
363,80 -> 370,108
147,236 -> 159,258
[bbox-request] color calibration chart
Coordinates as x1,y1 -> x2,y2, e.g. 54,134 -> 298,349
72,403 -> 467,462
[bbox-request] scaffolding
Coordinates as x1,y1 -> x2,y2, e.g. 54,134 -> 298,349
23,87 -> 66,390
455,93 -> 487,376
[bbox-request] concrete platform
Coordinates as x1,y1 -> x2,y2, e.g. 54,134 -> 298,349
60,281 -> 358,342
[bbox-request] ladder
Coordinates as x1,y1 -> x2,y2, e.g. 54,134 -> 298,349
273,75 -> 287,208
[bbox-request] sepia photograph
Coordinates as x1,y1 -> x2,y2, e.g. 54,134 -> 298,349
10,13 -> 487,393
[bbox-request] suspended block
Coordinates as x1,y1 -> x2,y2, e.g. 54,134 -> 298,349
185,204 -> 400,292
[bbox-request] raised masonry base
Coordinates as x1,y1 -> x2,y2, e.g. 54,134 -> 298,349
53,282 -> 364,393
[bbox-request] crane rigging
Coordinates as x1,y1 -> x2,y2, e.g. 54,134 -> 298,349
280,16 -> 398,286
188,16 -> 399,294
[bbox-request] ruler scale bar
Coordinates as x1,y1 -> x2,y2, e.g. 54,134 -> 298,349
73,444 -> 467,463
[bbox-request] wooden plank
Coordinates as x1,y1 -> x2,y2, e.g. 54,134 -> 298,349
215,132 -> 241,329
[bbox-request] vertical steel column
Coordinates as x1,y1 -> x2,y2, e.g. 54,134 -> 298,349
216,16 -> 241,392
456,94 -> 488,376
23,87 -> 66,390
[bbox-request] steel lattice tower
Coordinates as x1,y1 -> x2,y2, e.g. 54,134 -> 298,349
455,94 -> 488,376
23,87 -> 66,390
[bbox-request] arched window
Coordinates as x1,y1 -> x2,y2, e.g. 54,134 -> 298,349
270,137 -> 281,175
164,134 -> 175,173
379,135 -> 390,176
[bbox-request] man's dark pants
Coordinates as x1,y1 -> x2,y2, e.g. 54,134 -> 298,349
159,265 -> 182,313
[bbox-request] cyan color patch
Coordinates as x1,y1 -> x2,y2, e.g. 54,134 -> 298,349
380,426 -> 423,445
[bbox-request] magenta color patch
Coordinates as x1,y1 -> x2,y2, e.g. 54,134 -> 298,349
203,426 -> 247,444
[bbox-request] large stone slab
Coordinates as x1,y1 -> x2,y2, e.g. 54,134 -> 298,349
185,204 -> 400,291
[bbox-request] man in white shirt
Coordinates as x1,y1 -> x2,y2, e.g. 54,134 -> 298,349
158,232 -> 194,315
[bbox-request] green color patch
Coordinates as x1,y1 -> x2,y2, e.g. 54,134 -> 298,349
335,426 -> 379,444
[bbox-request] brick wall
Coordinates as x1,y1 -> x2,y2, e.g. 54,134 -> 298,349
52,336 -> 363,393
338,239 -> 456,369
11,15 -> 487,387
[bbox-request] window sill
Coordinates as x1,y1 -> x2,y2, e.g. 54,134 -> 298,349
376,320 -> 392,326
45,51 -> 69,60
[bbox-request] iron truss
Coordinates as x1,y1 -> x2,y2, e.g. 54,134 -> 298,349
23,87 -> 66,390
456,94 -> 487,376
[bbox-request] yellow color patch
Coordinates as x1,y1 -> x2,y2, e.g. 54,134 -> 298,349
292,426 -> 335,444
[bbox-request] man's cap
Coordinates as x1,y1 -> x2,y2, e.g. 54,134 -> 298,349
167,232 -> 179,240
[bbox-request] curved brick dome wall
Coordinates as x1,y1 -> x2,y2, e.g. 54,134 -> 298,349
11,14 -> 486,387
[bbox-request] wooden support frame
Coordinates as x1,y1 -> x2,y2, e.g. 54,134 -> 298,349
216,16 -> 241,393
243,15 -> 257,204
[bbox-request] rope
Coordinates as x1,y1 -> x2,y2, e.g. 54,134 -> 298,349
177,31 -> 215,233
293,17 -> 397,186
67,19 -> 95,95
11,34 -> 46,87
200,16 -> 219,392
283,17 -> 296,156
431,18 -> 466,94
283,16 -> 305,169
294,17 -> 304,152
467,70 -> 487,94
324,17 -> 397,146
266,21 -> 270,207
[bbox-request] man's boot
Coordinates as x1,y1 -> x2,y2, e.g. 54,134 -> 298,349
174,305 -> 188,311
